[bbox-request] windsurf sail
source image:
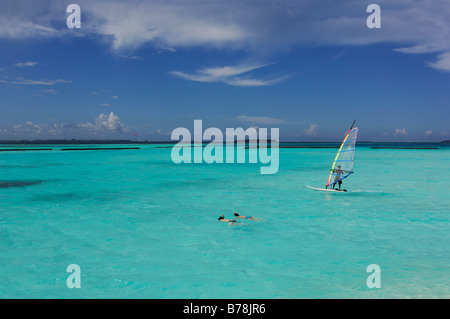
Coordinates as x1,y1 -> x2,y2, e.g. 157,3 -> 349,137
325,124 -> 358,188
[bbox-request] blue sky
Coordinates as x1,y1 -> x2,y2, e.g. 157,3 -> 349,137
1,0 -> 449,142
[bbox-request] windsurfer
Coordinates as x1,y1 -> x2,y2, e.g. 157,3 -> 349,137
332,165 -> 343,190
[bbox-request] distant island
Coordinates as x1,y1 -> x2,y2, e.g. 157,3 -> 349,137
0,139 -> 449,145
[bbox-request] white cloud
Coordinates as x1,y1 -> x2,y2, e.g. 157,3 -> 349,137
426,53 -> 450,72
25,121 -> 43,134
425,130 -> 433,135
170,64 -> 285,87
96,112 -> 125,131
84,1 -> 248,51
305,123 -> 318,136
153,129 -> 172,136
2,1 -> 450,73
80,112 -> 126,132
5,112 -> 127,138
395,128 -> 408,135
81,0 -> 450,75
15,61 -> 38,68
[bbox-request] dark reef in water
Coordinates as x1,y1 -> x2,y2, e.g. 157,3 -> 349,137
60,147 -> 140,151
0,180 -> 43,188
0,148 -> 53,151
371,147 -> 438,149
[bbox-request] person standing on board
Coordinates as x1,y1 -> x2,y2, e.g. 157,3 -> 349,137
332,165 -> 343,190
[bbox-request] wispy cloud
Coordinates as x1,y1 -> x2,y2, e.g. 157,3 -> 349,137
225,77 -> 287,87
0,20 -> 58,39
118,54 -> 145,60
41,89 -> 57,94
11,77 -> 71,86
15,61 -> 38,68
170,64 -> 286,87
236,115 -> 285,125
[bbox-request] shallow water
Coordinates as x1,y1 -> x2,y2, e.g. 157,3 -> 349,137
0,144 -> 448,298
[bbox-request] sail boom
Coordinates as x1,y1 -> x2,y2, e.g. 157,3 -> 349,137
330,172 -> 352,185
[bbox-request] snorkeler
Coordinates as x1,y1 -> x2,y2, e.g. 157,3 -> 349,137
218,215 -> 236,223
233,211 -> 266,221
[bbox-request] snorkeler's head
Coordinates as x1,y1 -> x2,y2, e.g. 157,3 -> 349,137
234,212 -> 239,216
218,215 -> 224,220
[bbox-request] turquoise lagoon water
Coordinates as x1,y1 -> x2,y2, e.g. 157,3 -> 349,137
0,143 -> 449,298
